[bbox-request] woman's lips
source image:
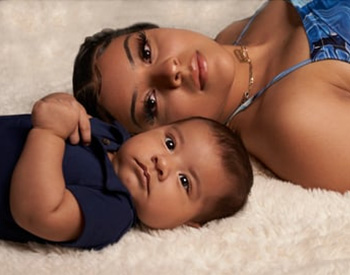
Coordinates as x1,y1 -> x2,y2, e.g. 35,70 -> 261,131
191,51 -> 208,91
196,51 -> 208,90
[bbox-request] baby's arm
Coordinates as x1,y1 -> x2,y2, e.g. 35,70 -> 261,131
10,93 -> 91,242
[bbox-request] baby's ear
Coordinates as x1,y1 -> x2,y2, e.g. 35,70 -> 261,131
185,221 -> 201,228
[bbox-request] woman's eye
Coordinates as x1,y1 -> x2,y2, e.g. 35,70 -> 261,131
179,174 -> 190,192
143,90 -> 157,124
137,31 -> 152,64
165,137 -> 175,151
142,44 -> 152,63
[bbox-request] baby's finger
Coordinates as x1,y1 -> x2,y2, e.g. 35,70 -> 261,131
69,127 -> 80,145
78,110 -> 91,145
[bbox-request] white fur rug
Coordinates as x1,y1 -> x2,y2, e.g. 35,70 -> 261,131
1,1 -> 350,274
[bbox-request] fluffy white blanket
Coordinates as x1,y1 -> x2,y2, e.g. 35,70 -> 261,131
1,1 -> 350,274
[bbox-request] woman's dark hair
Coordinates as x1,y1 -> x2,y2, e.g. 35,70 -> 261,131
73,23 -> 159,119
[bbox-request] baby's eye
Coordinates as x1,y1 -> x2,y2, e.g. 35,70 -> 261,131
165,136 -> 175,151
179,174 -> 190,192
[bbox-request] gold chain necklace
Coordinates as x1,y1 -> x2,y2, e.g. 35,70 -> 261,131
234,45 -> 254,103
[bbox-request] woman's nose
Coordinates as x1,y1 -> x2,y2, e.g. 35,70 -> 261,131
151,155 -> 170,181
152,57 -> 182,89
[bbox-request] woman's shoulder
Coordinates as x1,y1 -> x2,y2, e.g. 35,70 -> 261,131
259,61 -> 350,190
215,1 -> 299,45
215,17 -> 252,44
258,61 -> 347,123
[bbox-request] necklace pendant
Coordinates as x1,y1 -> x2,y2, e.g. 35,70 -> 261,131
234,45 -> 250,63
234,44 -> 254,105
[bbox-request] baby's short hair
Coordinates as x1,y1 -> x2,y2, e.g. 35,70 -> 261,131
179,117 -> 253,225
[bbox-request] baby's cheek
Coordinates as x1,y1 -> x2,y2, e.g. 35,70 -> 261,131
118,166 -> 137,192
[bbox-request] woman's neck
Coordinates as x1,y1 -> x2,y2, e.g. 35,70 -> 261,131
220,0 -> 306,131
219,41 -> 273,128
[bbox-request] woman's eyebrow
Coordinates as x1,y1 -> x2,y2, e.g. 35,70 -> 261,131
123,34 -> 135,67
124,34 -> 141,129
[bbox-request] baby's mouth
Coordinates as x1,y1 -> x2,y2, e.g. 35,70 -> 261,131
135,159 -> 150,193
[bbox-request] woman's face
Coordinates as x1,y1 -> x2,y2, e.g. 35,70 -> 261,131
96,28 -> 235,133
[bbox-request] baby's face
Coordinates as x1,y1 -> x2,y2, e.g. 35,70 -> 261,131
112,119 -> 231,229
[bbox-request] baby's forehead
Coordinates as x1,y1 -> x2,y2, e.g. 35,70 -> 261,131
174,119 -> 221,150
174,120 -> 216,143
172,118 -> 211,130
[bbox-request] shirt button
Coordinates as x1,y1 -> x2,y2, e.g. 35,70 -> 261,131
101,138 -> 110,145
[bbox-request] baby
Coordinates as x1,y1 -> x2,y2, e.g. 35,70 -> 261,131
0,93 -> 253,250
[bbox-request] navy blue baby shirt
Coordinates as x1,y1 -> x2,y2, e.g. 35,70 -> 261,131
0,115 -> 135,250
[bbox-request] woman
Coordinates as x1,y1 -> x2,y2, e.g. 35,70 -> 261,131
73,0 -> 350,192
